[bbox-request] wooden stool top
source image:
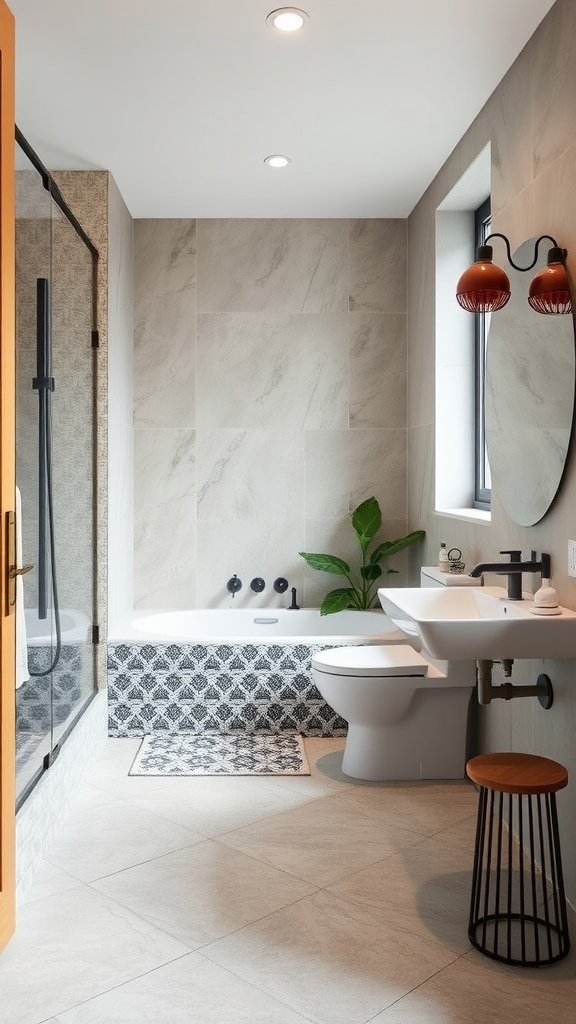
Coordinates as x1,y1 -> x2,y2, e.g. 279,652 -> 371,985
466,752 -> 568,795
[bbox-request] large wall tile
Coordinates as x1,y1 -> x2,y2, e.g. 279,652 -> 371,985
197,313 -> 349,429
488,42 -> 533,214
134,429 -> 196,609
305,429 -> 406,522
197,219 -> 348,314
197,429 -> 303,522
196,517 -> 304,609
349,220 -> 406,312
533,0 -> 576,177
349,312 -> 406,428
134,220 -> 196,427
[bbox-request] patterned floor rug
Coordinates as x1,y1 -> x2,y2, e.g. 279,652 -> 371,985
129,733 -> 311,776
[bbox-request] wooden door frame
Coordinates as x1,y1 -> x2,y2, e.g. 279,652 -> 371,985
0,0 -> 15,951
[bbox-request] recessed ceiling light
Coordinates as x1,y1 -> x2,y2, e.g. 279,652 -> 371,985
264,154 -> 292,168
266,8 -> 309,33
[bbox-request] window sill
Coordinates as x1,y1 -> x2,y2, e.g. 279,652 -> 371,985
435,507 -> 491,526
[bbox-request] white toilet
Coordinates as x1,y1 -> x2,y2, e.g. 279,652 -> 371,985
311,568 -> 478,781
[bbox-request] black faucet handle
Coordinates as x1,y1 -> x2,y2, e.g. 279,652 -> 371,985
227,574 -> 242,596
274,577 -> 289,594
250,577 -> 266,593
500,550 -> 522,561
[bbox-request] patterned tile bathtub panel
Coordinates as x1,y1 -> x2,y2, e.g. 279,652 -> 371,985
107,642 -> 349,737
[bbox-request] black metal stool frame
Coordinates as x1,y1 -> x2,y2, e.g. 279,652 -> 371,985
469,785 -> 570,966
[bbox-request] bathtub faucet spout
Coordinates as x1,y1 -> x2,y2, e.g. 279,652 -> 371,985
288,587 -> 300,610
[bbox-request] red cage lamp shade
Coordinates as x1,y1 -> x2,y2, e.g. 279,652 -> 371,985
456,247 -> 510,313
528,248 -> 572,314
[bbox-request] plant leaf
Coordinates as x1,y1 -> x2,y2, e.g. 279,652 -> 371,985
370,530 -> 425,563
361,562 -> 382,581
352,497 -> 382,551
320,589 -> 355,616
299,552 -> 351,576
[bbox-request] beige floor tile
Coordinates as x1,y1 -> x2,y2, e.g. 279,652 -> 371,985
371,946 -> 576,1023
0,886 -> 188,1024
92,840 -> 316,948
434,812 -> 478,851
203,890 -> 457,1024
342,781 -> 477,835
219,791 -> 424,886
329,833 -> 473,954
112,773 -> 324,836
53,952 -> 310,1023
18,861 -> 81,906
48,799 -> 204,882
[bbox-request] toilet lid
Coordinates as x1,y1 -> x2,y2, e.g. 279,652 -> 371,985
312,645 -> 429,677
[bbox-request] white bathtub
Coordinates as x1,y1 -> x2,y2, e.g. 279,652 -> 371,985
110,608 -> 406,645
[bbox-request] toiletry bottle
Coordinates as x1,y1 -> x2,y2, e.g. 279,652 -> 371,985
439,542 -> 449,570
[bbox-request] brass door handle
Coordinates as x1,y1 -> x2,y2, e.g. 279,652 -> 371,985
9,564 -> 34,579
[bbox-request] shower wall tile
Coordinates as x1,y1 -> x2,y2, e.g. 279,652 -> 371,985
196,313 -> 349,429
349,312 -> 406,428
133,217 -> 408,610
197,219 -> 348,314
134,429 -> 196,609
196,516 -> 304,609
197,428 -> 303,522
304,429 -> 406,522
349,219 -> 407,313
134,220 -> 196,427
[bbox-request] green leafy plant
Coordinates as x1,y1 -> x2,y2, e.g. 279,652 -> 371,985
299,497 -> 425,615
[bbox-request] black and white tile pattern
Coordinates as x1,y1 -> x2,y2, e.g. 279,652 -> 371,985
108,641 -> 349,737
129,732 -> 310,776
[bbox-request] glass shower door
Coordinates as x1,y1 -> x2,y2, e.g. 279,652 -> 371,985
15,135 -> 98,806
15,148 -> 57,798
49,199 -> 95,750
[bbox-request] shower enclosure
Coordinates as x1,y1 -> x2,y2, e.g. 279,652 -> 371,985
15,130 -> 98,806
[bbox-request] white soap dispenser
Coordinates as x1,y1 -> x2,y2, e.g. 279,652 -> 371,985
438,542 -> 449,571
530,579 -> 561,616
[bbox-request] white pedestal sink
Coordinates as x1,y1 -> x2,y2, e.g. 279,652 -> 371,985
378,585 -> 576,661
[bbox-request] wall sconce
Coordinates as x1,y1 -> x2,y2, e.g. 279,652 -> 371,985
456,234 -> 572,315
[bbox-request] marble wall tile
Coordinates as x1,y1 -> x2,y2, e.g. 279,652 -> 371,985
197,219 -> 348,314
407,205 -> 435,428
108,177 -> 134,628
349,313 -> 406,428
349,219 -> 407,313
134,220 -> 196,428
134,429 -> 196,609
197,313 -> 349,429
487,42 -> 533,215
305,429 -> 406,522
195,516 -> 304,609
532,0 -> 576,178
197,428 -> 303,522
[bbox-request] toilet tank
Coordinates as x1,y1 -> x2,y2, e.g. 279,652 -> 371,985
420,566 -> 480,588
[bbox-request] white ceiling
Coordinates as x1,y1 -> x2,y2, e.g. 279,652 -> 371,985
11,0 -> 556,218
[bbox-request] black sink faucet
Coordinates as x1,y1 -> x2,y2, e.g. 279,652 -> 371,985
469,550 -> 551,601
288,586 -> 300,610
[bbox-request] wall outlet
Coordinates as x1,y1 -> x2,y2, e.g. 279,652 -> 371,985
568,540 -> 576,578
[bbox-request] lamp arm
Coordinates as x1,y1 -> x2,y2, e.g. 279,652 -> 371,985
484,233 -> 561,272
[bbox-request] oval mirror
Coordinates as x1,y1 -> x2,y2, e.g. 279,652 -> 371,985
486,237 -> 576,526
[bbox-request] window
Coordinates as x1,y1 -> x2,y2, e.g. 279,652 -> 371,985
474,198 -> 491,510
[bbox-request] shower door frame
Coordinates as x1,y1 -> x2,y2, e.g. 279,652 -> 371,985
0,0 -> 15,951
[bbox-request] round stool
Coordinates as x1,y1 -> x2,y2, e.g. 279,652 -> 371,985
466,752 -> 570,966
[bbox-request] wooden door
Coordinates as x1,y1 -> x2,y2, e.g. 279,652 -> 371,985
0,0 -> 15,951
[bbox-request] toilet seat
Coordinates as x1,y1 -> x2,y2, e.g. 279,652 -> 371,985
312,644 -> 429,678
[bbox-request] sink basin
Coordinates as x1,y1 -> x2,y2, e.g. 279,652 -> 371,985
378,585 -> 576,660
